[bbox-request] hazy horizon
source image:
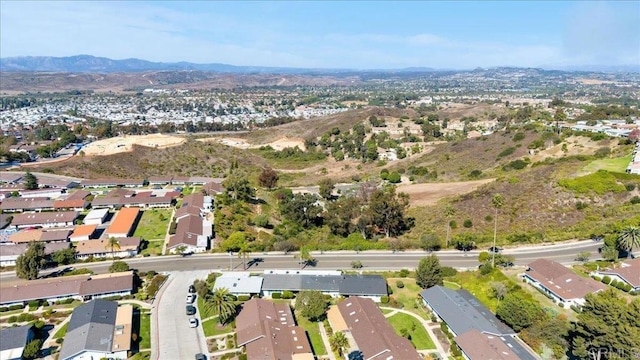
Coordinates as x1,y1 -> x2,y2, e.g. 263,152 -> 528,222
1,1 -> 639,69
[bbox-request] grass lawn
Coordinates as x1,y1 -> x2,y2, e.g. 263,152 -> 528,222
139,311 -> 152,349
53,322 -> 68,339
387,278 -> 431,319
582,154 -> 632,174
129,351 -> 151,360
141,240 -> 164,256
133,209 -> 172,240
380,308 -> 394,315
443,280 -> 461,290
387,313 -> 436,349
447,270 -> 513,312
296,316 -> 327,356
202,318 -> 233,337
197,296 -> 215,319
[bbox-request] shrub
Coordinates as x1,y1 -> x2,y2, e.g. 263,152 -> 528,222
387,284 -> 394,295
441,266 -> 458,277
630,196 -> 640,205
398,269 -> 410,277
497,147 -> 516,158
28,300 -> 40,308
387,172 -> 401,183
271,292 -> 282,299
626,183 -> 637,191
33,320 -> 45,329
601,276 -> 611,284
237,295 -> 251,302
396,280 -> 405,288
282,291 -> 294,299
512,132 -> 526,142
594,147 -> 611,158
479,263 -> 493,275
463,219 -> 473,228
380,295 -> 389,304
610,280 -> 619,288
0,307 -> 7,312
559,170 -> 626,195
8,315 -> 17,323
576,201 -> 588,210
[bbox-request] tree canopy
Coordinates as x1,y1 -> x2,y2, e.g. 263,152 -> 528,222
295,290 -> 327,321
415,254 -> 443,289
16,242 -> 46,280
23,171 -> 39,190
258,167 -> 279,190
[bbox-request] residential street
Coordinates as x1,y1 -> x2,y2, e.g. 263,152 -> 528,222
154,271 -> 210,360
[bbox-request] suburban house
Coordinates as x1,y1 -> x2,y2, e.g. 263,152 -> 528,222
74,237 -> 141,260
213,272 -> 264,296
203,181 -> 225,195
592,258 -> 640,292
328,296 -> 422,360
181,193 -> 213,213
421,286 -> 537,360
0,271 -> 135,306
58,300 -> 132,360
91,194 -> 173,209
0,242 -> 69,267
83,208 -> 109,225
523,259 -> 606,307
0,197 -> 55,212
147,176 -> 173,185
10,211 -> 79,229
166,214 -> 211,253
0,325 -> 35,360
80,178 -> 145,188
69,224 -> 98,242
261,270 -> 388,301
19,188 -> 64,199
104,207 -> 140,238
455,329 -> 524,360
53,190 -> 90,211
236,298 -> 313,360
8,229 -> 71,243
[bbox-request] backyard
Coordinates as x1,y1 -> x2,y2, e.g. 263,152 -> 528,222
133,209 -> 172,240
387,312 -> 436,350
296,316 -> 327,356
202,318 -> 233,337
386,278 -> 431,319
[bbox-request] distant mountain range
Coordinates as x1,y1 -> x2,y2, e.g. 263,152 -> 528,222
0,55 -> 638,74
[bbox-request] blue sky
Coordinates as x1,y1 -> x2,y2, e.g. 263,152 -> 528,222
1,1 -> 638,69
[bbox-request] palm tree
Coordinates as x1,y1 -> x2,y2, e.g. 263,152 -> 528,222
444,205 -> 456,248
238,245 -> 250,270
329,332 -> 349,357
207,288 -> 236,325
105,237 -> 120,262
617,226 -> 640,258
491,194 -> 504,267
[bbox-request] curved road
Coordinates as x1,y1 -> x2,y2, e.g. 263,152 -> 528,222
0,239 -> 609,283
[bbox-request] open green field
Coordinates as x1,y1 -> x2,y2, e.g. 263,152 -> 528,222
582,154 -> 632,174
139,311 -> 151,349
202,318 -> 233,337
141,240 -> 164,256
133,209 -> 172,240
296,316 -> 327,356
387,313 -> 436,349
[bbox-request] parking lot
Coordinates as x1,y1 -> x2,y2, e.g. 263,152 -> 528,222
156,271 -> 210,359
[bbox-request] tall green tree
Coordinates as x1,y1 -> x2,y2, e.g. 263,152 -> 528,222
280,193 -> 322,228
491,194 -> 504,267
616,226 -> 640,257
368,186 -> 411,238
222,175 -> 255,202
51,247 -> 76,266
571,289 -> 640,360
496,294 -> 543,332
16,242 -> 47,280
318,178 -> 335,200
207,288 -> 237,325
23,171 -> 38,190
324,196 -> 361,236
106,237 -> 120,262
415,254 -> 443,289
329,332 -> 349,357
295,290 -> 327,321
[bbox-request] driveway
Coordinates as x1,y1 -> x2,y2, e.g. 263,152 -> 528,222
155,271 -> 211,360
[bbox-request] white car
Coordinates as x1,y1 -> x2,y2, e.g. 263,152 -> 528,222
186,294 -> 195,304
189,318 -> 198,328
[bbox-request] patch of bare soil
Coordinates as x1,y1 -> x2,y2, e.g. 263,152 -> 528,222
82,134 -> 185,156
398,179 -> 496,206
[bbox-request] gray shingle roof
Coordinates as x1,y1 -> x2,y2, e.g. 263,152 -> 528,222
0,324 -> 33,351
339,275 -> 388,296
261,273 -> 387,296
59,299 -> 118,360
420,286 -> 515,336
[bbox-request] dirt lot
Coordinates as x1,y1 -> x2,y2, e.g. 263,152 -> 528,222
82,134 -> 185,156
201,136 -> 306,151
398,179 -> 495,206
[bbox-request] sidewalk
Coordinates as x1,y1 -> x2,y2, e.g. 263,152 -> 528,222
318,321 -> 336,360
151,274 -> 174,360
380,307 -> 448,357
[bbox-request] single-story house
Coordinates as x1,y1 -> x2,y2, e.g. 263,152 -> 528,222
236,298 -> 313,360
0,242 -> 69,267
147,176 -> 173,185
0,325 -> 36,360
420,286 -> 538,360
455,329 -> 527,360
69,224 -> 98,242
19,188 -> 64,199
166,214 -> 211,254
10,211 -> 79,229
58,300 -> 132,360
0,271 -> 135,306
523,259 -> 606,307
203,181 -> 225,195
591,258 -> 640,292
261,270 -> 388,302
80,179 -> 144,188
0,197 -> 55,212
83,208 -> 109,225
104,207 -> 140,238
74,237 -> 141,260
213,272 -> 264,296
328,296 -> 422,360
8,229 -> 70,244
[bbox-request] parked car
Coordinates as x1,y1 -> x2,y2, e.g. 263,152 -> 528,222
186,294 -> 195,304
186,305 -> 196,315
188,285 -> 196,293
189,318 -> 198,328
195,354 -> 207,360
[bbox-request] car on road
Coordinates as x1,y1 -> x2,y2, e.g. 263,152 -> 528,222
195,354 -> 207,360
247,257 -> 264,267
188,318 -> 198,328
186,294 -> 195,304
186,305 -> 196,315
189,285 -> 196,293
488,246 -> 502,253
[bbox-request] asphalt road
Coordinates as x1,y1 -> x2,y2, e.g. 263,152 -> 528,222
0,239 -> 610,283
